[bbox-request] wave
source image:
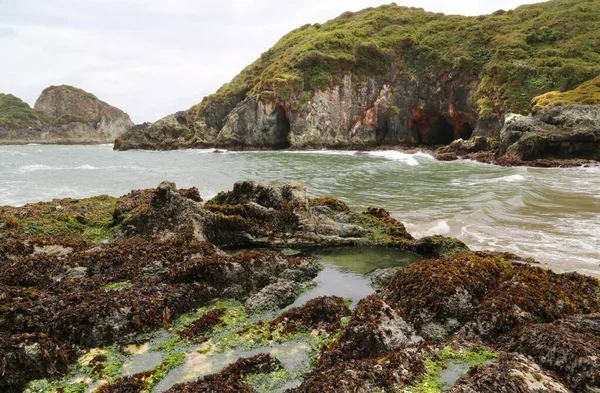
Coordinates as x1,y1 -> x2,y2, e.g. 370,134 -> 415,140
18,164 -> 99,172
366,150 -> 434,166
405,220 -> 451,238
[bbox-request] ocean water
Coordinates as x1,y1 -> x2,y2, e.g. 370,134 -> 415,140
0,144 -> 598,277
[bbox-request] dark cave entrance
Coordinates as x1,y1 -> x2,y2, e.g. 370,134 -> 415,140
458,122 -> 474,140
273,105 -> 291,149
429,116 -> 456,145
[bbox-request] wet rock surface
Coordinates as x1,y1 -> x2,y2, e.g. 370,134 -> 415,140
1,181 -> 599,393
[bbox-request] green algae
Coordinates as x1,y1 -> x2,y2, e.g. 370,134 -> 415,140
404,347 -> 498,393
102,281 -> 133,291
0,195 -> 118,242
244,368 -> 303,393
139,352 -> 185,393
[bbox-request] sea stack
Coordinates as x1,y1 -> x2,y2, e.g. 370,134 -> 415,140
0,85 -> 133,144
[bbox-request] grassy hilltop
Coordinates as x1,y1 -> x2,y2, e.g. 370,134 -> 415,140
0,93 -> 52,128
191,0 -> 600,120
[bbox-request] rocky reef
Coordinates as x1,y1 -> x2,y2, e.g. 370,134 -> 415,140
0,86 -> 133,145
115,0 -> 600,157
1,181 -> 599,393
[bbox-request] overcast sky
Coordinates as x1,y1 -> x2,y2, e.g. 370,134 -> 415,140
0,0 -> 544,123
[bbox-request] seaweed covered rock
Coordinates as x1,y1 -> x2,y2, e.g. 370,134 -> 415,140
206,181 -> 374,247
0,333 -> 78,393
384,253 -> 600,341
448,353 -> 571,393
502,313 -> 600,392
328,294 -> 413,360
0,230 -> 320,392
270,296 -> 351,335
410,235 -> 470,257
178,307 -> 227,342
122,181 -> 208,240
164,354 -> 281,393
287,347 -> 426,393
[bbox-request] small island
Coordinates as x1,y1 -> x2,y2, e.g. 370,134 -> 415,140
0,85 -> 133,145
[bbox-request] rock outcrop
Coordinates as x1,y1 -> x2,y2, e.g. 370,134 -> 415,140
435,105 -> 600,166
499,105 -> 600,161
0,85 -> 133,145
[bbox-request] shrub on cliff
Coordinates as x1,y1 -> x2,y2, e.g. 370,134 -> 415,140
0,93 -> 53,128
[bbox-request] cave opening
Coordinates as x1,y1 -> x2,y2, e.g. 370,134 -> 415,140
458,122 -> 474,140
430,116 -> 456,145
273,106 -> 291,149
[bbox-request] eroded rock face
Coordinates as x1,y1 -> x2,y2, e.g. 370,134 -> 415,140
115,72 -> 480,151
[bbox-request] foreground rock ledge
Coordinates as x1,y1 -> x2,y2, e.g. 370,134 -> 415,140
1,181 -> 598,393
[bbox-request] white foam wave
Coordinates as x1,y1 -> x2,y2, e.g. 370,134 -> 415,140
18,164 -> 52,172
405,220 -> 451,238
0,149 -> 28,156
500,174 -> 526,183
367,150 -> 433,165
18,164 -> 98,172
279,149 -> 358,156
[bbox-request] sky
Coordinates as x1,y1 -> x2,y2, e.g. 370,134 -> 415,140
0,0 -> 545,123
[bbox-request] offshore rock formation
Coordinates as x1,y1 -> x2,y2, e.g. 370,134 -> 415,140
1,181 -> 599,392
0,86 -> 133,144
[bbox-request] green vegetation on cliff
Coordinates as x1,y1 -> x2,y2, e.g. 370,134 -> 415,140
0,93 -> 53,128
532,74 -> 600,111
41,85 -> 103,103
191,0 -> 600,119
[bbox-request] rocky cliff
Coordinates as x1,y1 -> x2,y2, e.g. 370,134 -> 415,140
0,86 -> 133,144
116,0 -> 600,151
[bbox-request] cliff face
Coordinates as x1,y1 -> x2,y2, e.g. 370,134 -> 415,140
116,0 -> 600,151
0,86 -> 133,145
115,72 -> 481,150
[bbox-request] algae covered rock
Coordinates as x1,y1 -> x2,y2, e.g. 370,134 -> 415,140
384,253 -> 600,341
3,180 -> 599,392
448,353 -> 571,393
502,313 -> 600,392
329,293 -> 413,360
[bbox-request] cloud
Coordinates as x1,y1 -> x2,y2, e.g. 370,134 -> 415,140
0,0 -> 545,123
